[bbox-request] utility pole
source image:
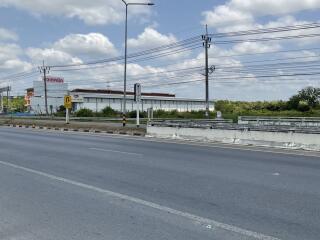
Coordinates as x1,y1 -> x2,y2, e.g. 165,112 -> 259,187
6,87 -> 9,114
39,61 -> 50,115
202,25 -> 212,118
0,92 -> 3,113
123,2 -> 128,127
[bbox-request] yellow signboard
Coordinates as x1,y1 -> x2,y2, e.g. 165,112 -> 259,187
64,96 -> 72,109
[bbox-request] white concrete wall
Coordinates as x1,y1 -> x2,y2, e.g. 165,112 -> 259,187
31,80 -> 68,114
147,126 -> 320,151
30,96 -> 64,114
74,97 -> 214,113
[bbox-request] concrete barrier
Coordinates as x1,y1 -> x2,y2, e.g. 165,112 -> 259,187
147,126 -> 320,151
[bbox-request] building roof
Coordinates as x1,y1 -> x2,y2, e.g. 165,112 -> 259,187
71,89 -> 176,98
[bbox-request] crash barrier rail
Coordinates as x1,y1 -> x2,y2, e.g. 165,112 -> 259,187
238,116 -> 320,127
149,119 -> 320,134
149,119 -> 233,128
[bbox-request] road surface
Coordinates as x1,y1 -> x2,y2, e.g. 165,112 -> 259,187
0,126 -> 319,240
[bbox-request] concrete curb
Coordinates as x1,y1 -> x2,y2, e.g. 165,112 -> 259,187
6,124 -> 145,137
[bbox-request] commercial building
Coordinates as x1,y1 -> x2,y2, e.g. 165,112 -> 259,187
24,88 -> 34,112
71,89 -> 214,113
28,81 -> 215,114
29,77 -> 68,114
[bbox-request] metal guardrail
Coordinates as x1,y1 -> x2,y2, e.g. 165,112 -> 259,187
239,116 -> 320,121
149,119 -> 233,128
238,116 -> 320,127
150,119 -> 320,134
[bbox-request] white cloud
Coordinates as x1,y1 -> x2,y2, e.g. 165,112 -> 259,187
1,59 -> 32,71
0,43 -> 21,61
0,43 -> 31,73
127,27 -> 192,60
232,42 -> 281,54
0,28 -> 18,41
53,33 -> 118,59
201,1 -> 319,69
26,47 -> 82,66
229,0 -> 320,16
26,32 -> 120,66
128,27 -> 177,50
0,0 -> 152,25
202,5 -> 253,28
203,0 -> 320,28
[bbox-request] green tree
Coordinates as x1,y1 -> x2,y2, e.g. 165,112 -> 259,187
3,96 -> 26,112
287,95 -> 300,110
288,87 -> 320,110
297,87 -> 320,108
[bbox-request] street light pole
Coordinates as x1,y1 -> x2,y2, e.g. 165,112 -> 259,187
123,1 -> 128,127
121,0 -> 154,127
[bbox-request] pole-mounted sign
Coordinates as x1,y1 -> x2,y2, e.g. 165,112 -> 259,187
134,83 -> 141,102
134,83 -> 142,127
64,95 -> 72,124
64,95 -> 72,109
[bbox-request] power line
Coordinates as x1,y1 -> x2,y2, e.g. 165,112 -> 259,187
214,33 -> 320,45
210,22 -> 320,38
52,44 -> 201,72
140,72 -> 320,88
49,23 -> 320,70
50,36 -> 201,68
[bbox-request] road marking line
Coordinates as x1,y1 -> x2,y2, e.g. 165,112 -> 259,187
0,160 -> 281,240
89,147 -> 142,156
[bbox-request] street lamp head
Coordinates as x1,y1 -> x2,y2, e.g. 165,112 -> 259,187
127,2 -> 155,6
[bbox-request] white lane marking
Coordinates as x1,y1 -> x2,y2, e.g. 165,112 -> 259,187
272,173 -> 280,176
2,126 -> 319,158
89,147 -> 142,156
0,160 -> 281,240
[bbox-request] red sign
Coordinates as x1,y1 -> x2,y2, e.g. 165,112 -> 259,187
45,76 -> 64,83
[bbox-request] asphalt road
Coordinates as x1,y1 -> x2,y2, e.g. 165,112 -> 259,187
0,127 -> 319,240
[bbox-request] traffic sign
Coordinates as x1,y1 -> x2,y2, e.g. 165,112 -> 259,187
64,95 -> 72,109
134,83 -> 142,127
134,83 -> 141,102
0,86 -> 11,93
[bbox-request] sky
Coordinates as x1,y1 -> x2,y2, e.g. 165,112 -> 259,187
0,0 -> 319,100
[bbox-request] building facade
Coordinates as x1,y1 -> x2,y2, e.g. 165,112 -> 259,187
71,89 -> 215,113
28,84 -> 215,114
30,77 -> 68,114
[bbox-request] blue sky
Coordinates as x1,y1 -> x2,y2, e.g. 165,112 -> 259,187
0,1 -> 216,48
0,0 -> 319,100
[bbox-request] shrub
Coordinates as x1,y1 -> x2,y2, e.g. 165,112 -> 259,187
101,106 -> 118,117
127,111 -> 147,118
76,108 -> 94,117
54,105 -> 66,117
297,101 -> 311,112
